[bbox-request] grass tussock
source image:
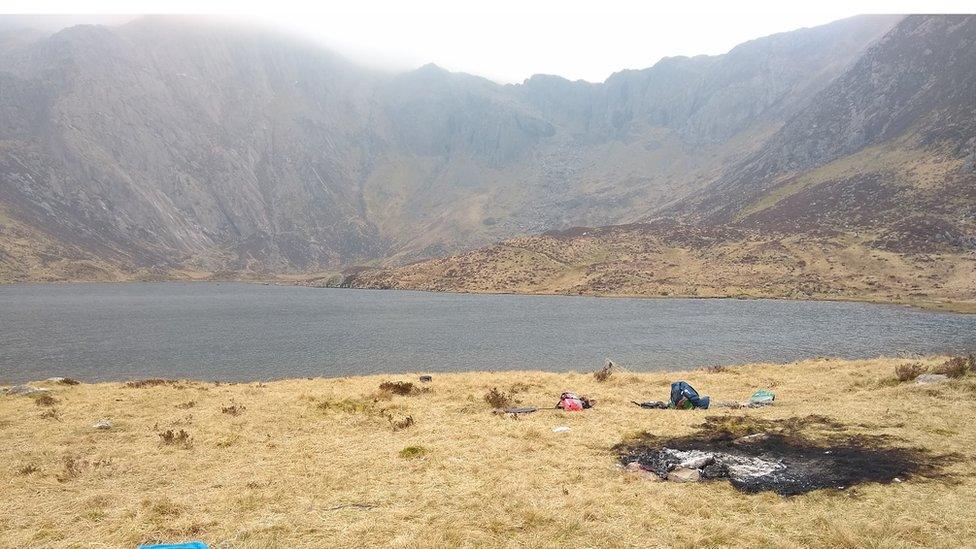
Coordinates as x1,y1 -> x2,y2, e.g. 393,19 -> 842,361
32,393 -> 58,407
398,445 -> 428,459
124,379 -> 175,389
56,456 -> 111,483
3,355 -> 976,547
378,381 -> 424,396
895,362 -> 928,382
317,397 -> 378,415
17,464 -> 39,475
484,387 -> 519,408
158,429 -> 193,448
221,404 -> 245,416
933,356 -> 971,378
38,408 -> 61,420
385,413 -> 414,431
593,361 -> 614,382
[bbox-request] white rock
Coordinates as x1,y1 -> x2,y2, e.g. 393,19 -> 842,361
6,385 -> 49,396
93,419 -> 113,430
552,426 -> 570,433
915,374 -> 949,384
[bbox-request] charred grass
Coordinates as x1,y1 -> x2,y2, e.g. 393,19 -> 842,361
615,415 -> 956,495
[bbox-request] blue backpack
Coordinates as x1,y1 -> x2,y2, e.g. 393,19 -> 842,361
670,381 -> 710,409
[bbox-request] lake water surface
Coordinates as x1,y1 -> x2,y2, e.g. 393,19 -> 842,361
1,283 -> 974,382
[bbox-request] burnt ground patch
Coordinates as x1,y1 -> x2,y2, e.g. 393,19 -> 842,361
614,415 -> 956,496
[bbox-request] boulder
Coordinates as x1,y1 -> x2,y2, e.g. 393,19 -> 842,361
92,419 -> 113,430
915,374 -> 949,384
668,467 -> 701,483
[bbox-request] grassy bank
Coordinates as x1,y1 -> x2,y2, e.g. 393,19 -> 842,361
3,356 -> 976,547
338,228 -> 976,315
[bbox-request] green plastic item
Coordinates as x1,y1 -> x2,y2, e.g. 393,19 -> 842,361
748,389 -> 775,405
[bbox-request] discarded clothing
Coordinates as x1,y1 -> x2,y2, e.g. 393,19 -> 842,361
492,406 -> 538,415
138,542 -> 209,549
556,392 -> 593,411
670,381 -> 709,409
748,389 -> 775,406
713,389 -> 776,409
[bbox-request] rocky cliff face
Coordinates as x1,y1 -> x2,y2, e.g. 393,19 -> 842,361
679,15 -> 976,243
0,15 -> 917,280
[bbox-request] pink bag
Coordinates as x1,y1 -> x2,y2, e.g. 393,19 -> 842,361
558,392 -> 587,411
562,398 -> 583,411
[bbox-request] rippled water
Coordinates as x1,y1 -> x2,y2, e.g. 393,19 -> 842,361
0,282 -> 973,382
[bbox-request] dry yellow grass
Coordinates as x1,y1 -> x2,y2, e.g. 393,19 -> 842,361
341,229 -> 976,314
2,356 -> 976,547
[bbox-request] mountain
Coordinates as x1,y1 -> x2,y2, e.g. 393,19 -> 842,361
679,14 -> 976,246
337,15 -> 976,310
0,14 -> 902,281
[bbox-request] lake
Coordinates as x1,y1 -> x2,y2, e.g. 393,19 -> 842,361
1,282 -> 974,383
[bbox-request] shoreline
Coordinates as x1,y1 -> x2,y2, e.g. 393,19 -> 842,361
3,276 -> 974,315
327,284 -> 976,315
0,354 -> 958,387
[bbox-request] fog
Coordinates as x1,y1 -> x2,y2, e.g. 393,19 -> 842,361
3,0 -> 973,83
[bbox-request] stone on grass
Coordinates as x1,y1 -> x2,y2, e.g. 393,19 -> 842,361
668,467 -> 701,483
915,374 -> 948,384
6,385 -> 49,396
93,419 -> 113,430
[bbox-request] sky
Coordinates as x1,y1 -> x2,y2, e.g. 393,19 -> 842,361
3,0 -> 974,83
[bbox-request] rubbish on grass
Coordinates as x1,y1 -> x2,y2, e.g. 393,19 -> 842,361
713,389 -> 776,409
632,400 -> 667,409
748,389 -> 775,406
138,542 -> 209,549
670,381 -> 709,409
615,416 -> 953,495
556,392 -> 593,411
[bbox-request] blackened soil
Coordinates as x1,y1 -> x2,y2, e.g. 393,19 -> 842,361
614,415 -> 955,496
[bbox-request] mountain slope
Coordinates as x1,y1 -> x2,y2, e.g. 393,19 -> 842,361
338,15 -> 976,309
336,223 -> 976,312
678,15 -> 976,245
0,15 -> 899,280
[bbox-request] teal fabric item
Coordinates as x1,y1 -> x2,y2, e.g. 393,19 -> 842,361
138,542 -> 209,549
749,389 -> 775,405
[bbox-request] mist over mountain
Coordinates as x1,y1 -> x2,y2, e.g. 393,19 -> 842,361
1,14 -> 970,283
